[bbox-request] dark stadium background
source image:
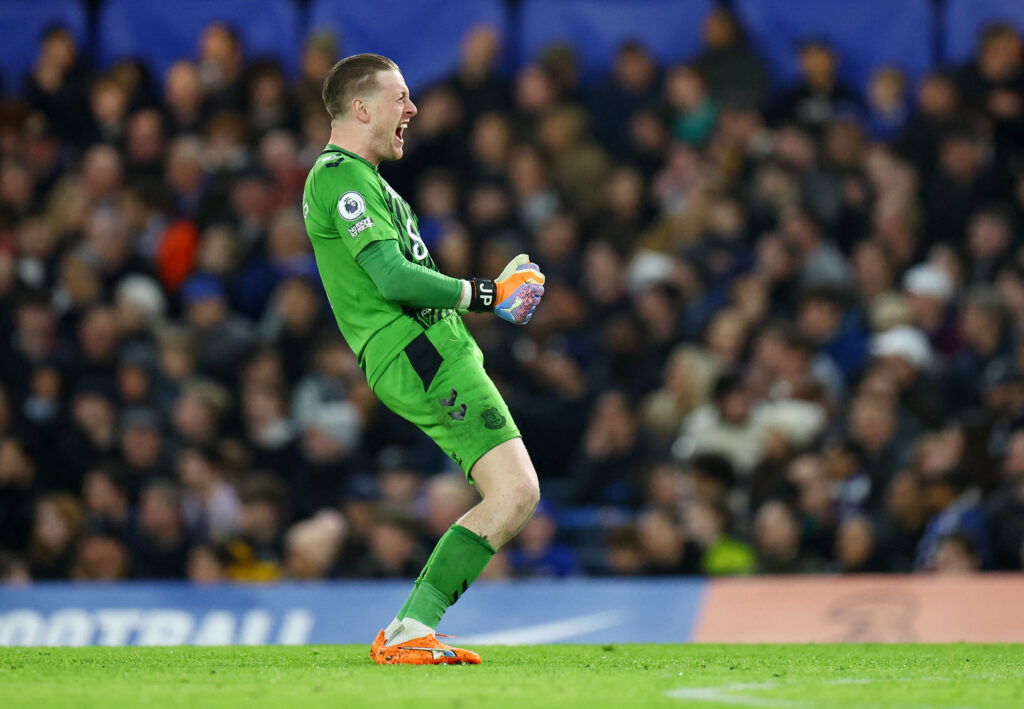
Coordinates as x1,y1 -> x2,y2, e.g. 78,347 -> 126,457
1,0 -> 1024,594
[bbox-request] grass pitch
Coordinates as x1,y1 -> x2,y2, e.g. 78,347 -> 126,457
2,644 -> 1022,708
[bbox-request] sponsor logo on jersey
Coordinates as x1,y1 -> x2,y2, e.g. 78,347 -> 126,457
481,407 -> 506,430
338,191 -> 366,221
348,217 -> 374,238
302,201 -> 309,219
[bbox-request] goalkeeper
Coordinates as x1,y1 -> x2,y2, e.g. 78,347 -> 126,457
302,54 -> 544,665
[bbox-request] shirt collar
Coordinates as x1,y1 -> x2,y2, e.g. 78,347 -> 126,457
324,144 -> 378,171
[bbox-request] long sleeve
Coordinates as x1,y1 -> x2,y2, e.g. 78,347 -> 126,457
355,238 -> 463,309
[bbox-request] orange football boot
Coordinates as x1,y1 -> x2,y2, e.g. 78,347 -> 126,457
370,629 -> 481,665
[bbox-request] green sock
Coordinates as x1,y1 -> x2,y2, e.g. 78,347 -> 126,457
398,524 -> 496,628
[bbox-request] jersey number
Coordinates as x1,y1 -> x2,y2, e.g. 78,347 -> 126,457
406,217 -> 428,261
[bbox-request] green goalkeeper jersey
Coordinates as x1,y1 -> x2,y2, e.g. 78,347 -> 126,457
302,144 -> 455,384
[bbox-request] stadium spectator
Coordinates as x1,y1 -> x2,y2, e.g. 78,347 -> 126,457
846,392 -> 913,491
245,59 -> 299,138
588,41 -> 660,155
796,287 -> 867,383
197,23 -> 245,110
81,464 -> 131,538
866,67 -> 910,142
352,509 -> 425,579
933,531 -> 983,574
676,372 -> 825,476
24,24 -> 91,147
285,509 -> 347,579
0,551 -> 31,585
448,24 -> 510,126
171,378 -> 231,447
186,544 -> 226,584
772,40 -> 859,133
130,480 -> 189,578
421,473 -> 477,541
949,288 -> 1012,412
637,508 -> 700,575
898,72 -> 962,177
954,22 -> 1024,169
28,493 -> 84,579
536,104 -> 611,220
826,439 -> 872,520
984,428 -> 1024,570
834,515 -> 882,573
164,61 -> 208,136
119,407 -> 169,482
686,500 -> 755,575
603,525 -> 646,575
753,500 -> 824,574
694,6 -> 767,109
58,383 -> 120,491
123,110 -> 168,180
872,471 -> 927,572
178,444 -> 240,541
72,531 -> 130,581
688,454 -> 736,510
374,449 -> 421,516
665,65 -> 717,146
220,474 -> 288,582
640,345 -> 717,446
915,469 -> 988,571
572,391 -> 652,506
505,145 -> 561,233
903,263 -> 958,355
293,400 -> 362,518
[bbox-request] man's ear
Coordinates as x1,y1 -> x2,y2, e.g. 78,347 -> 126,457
352,98 -> 370,124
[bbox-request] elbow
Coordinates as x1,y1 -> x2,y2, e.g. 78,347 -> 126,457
374,277 -> 408,305
375,280 -> 398,302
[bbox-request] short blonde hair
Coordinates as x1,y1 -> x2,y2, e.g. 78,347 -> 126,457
322,53 -> 399,119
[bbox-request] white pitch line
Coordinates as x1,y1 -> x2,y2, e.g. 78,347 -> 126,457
664,675 -> 1018,708
455,610 -> 625,645
665,682 -> 800,707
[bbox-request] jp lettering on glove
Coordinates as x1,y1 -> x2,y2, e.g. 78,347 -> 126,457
467,254 -> 545,324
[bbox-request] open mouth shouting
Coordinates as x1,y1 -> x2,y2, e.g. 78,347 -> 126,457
395,121 -> 409,146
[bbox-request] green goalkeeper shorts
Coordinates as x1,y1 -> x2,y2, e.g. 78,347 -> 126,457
370,315 -> 521,480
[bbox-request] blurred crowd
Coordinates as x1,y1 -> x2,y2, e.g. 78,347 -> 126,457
2,5 -> 1024,585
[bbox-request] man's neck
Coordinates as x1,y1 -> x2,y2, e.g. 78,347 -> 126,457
328,127 -> 379,166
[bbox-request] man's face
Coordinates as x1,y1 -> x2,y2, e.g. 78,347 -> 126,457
187,297 -> 226,330
122,427 -> 161,468
982,32 -> 1023,77
798,299 -> 840,341
801,46 -> 835,85
366,69 -> 417,162
44,31 -> 76,69
719,389 -> 750,424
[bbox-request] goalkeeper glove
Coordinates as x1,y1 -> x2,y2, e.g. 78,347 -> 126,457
467,254 -> 545,324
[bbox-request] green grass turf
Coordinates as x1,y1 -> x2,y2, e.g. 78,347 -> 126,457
1,644 -> 1022,708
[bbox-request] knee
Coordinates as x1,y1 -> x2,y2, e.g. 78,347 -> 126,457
509,472 -> 540,522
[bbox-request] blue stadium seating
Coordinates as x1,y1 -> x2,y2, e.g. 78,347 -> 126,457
733,0 -> 935,96
307,0 -> 507,91
97,0 -> 302,83
5,0 -> 1021,111
519,0 -> 713,76
944,0 -> 1024,65
0,0 -> 86,96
